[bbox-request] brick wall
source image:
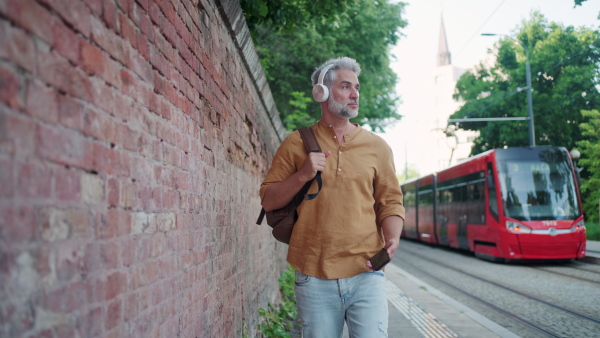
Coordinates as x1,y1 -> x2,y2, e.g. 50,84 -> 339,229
0,0 -> 289,337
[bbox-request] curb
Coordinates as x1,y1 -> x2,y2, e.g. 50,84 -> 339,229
579,255 -> 600,264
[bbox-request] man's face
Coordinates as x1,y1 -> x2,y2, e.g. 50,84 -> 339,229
327,69 -> 360,119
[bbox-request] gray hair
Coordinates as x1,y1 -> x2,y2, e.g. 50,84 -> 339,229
311,57 -> 361,89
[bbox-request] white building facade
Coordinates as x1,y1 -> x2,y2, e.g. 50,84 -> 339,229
428,16 -> 478,171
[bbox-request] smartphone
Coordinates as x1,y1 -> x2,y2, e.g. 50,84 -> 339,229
369,248 -> 391,271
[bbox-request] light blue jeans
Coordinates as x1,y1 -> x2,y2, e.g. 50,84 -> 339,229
295,270 -> 388,338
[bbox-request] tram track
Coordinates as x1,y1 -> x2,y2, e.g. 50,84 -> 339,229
528,265 -> 600,285
396,245 -> 600,337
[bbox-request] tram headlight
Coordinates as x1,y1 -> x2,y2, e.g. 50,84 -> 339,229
506,221 -> 532,234
571,220 -> 585,232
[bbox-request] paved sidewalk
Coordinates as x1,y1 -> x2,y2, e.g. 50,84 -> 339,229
582,240 -> 600,264
342,240 -> 599,338
343,263 -> 517,338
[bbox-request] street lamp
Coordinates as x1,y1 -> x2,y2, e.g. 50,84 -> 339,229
482,33 -> 535,147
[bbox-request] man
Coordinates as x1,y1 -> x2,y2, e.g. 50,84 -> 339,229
260,57 -> 405,337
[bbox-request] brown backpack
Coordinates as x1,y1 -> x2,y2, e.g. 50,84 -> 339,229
256,127 -> 322,244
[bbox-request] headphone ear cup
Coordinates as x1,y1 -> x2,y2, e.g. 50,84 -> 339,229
312,84 -> 329,102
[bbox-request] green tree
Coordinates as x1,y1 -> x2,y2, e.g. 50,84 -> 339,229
397,164 -> 420,184
242,0 -> 407,132
576,109 -> 600,223
240,0 -> 357,33
450,12 -> 600,155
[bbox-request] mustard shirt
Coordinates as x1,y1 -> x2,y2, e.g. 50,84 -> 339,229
260,120 -> 405,279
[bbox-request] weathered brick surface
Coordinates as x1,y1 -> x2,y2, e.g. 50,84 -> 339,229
0,0 -> 288,336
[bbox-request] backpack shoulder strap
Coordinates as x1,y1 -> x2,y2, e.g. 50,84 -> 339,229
256,127 -> 323,225
298,126 -> 321,153
297,126 -> 322,201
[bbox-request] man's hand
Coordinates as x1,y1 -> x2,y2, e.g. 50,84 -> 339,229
298,151 -> 331,182
261,150 -> 331,212
366,215 -> 404,270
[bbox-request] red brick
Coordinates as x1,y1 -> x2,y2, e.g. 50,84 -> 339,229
136,0 -> 150,12
115,0 -> 133,14
129,156 -> 153,183
101,0 -> 120,32
52,19 -> 80,64
121,238 -> 136,267
52,323 -> 78,338
121,180 -> 138,209
0,151 -> 15,185
100,241 -> 120,270
81,0 -> 102,16
89,16 -> 128,66
0,64 -> 24,110
162,15 -> 178,49
136,29 -> 151,62
25,80 -> 59,123
105,271 -> 126,301
58,94 -> 85,131
37,50 -> 92,102
138,185 -> 154,210
0,205 -> 35,246
102,209 -> 131,239
67,208 -> 92,239
37,124 -> 94,170
76,306 -> 103,337
128,47 -> 154,83
174,171 -> 191,191
44,0 -> 93,38
132,4 -> 155,42
53,165 -> 82,202
80,41 -> 106,77
64,280 -> 89,313
17,160 -> 52,199
105,298 -> 122,330
6,0 -> 56,45
83,108 -> 117,143
0,21 -> 36,72
106,177 -> 120,207
119,12 -> 137,49
162,188 -> 178,209
119,68 -> 144,102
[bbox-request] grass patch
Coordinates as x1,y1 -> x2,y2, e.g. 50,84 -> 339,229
587,222 -> 600,241
257,266 -> 300,337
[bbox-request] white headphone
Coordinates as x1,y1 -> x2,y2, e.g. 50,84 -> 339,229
312,64 -> 334,102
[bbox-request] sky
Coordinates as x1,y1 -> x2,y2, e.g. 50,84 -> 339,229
377,0 -> 600,176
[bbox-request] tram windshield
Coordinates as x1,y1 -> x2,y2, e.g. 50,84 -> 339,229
497,152 -> 581,221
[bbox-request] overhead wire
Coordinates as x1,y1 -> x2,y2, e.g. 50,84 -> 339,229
447,0 -> 597,124
455,0 -> 507,57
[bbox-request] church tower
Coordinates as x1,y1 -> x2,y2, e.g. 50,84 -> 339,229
430,14 -> 478,170
437,15 -> 451,66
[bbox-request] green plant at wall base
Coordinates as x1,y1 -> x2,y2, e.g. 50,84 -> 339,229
258,266 -> 298,337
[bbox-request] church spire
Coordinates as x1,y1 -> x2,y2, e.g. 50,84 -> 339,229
437,14 -> 451,66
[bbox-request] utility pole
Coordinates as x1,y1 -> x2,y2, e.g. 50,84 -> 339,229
450,34 -> 536,146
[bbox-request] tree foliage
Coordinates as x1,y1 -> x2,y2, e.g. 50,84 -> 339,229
576,110 -> 600,223
241,0 -> 407,132
450,12 -> 600,155
240,0 -> 357,33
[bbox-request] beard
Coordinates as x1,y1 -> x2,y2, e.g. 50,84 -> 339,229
328,98 -> 359,119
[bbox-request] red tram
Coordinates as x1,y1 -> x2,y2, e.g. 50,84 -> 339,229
401,146 -> 587,261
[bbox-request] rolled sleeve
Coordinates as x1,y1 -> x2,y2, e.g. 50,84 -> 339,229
374,144 -> 405,225
259,131 -> 302,201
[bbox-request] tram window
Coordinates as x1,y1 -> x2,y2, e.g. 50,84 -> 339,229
474,182 -> 483,200
488,164 -> 499,219
460,185 -> 467,202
